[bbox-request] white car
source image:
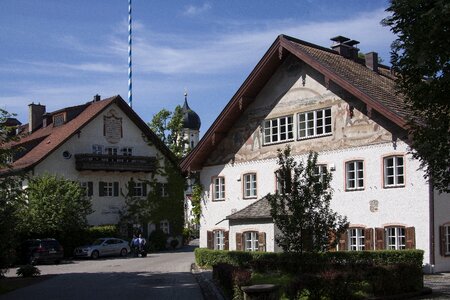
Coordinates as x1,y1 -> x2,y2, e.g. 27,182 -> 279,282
74,238 -> 130,259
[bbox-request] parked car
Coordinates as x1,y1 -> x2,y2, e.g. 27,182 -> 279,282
18,238 -> 64,265
74,238 -> 130,259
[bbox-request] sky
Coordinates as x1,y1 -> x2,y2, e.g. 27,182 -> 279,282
0,0 -> 396,136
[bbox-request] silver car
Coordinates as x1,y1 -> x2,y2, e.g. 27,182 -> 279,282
74,238 -> 130,259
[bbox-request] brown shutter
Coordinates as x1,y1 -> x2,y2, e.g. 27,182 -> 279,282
207,231 -> 213,249
99,182 -> 105,196
440,226 -> 446,256
375,228 -> 385,250
224,231 -> 229,250
339,230 -> 348,251
113,182 -> 119,196
142,182 -> 147,197
236,232 -> 243,251
405,227 -> 416,249
364,228 -> 374,250
328,231 -> 337,251
258,232 -> 266,252
129,181 -> 136,196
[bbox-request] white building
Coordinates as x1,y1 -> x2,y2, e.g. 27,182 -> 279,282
181,35 -> 450,272
3,95 -> 178,238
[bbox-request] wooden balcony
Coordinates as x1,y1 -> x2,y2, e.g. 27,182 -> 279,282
75,154 -> 157,172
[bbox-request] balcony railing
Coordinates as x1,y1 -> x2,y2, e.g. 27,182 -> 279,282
75,154 -> 157,172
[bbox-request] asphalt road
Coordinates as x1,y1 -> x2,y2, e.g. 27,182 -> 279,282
1,245 -> 203,300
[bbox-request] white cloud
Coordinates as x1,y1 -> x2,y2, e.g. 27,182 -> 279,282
183,3 -> 212,16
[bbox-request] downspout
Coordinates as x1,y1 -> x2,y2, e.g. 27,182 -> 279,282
429,177 -> 435,272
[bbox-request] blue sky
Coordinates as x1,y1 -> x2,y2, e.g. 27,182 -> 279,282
0,0 -> 395,135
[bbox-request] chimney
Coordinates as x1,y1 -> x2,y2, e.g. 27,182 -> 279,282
93,94 -> 101,102
28,103 -> 46,133
365,52 -> 378,72
330,36 -> 360,61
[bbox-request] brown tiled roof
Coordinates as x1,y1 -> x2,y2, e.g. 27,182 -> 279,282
227,197 -> 272,220
181,34 -> 409,172
2,95 -> 176,174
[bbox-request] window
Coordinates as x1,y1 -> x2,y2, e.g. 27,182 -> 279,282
80,181 -> 93,197
99,181 -> 119,197
441,225 -> 450,256
244,231 -> 259,251
92,144 -> 103,154
263,115 -> 294,145
348,228 -> 365,251
346,160 -> 364,190
298,108 -> 332,139
212,177 -> 225,201
160,220 -> 170,234
133,182 -> 145,197
159,183 -> 169,197
121,147 -> 133,156
53,113 -> 65,127
386,227 -> 406,250
243,173 -> 257,198
384,156 -> 405,187
314,164 -> 328,182
213,230 -> 225,250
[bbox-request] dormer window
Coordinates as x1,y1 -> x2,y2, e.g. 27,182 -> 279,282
53,113 -> 65,127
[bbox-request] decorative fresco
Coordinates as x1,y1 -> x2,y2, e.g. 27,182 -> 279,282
103,109 -> 123,144
206,56 -> 401,166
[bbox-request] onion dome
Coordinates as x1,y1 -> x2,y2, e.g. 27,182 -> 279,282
181,93 -> 201,130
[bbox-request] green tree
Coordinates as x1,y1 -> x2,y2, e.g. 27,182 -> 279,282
20,174 -> 93,235
148,106 -> 186,158
383,0 -> 450,192
120,157 -> 185,238
266,147 -> 348,253
0,109 -> 26,276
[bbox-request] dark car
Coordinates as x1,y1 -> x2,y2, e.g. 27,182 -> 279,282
18,238 -> 64,265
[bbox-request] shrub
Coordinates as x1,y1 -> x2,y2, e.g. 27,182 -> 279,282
16,265 -> 40,277
148,229 -> 167,252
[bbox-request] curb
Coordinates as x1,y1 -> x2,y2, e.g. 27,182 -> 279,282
191,263 -> 225,300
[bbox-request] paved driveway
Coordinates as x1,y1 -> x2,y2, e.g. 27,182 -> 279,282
1,246 -> 202,300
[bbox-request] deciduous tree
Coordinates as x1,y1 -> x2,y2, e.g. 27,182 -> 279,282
383,0 -> 450,192
267,147 -> 348,253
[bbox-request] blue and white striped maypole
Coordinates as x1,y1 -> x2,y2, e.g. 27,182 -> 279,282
128,0 -> 132,108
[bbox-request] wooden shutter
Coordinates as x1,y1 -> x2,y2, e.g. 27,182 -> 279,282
129,181 -> 136,196
224,231 -> 229,250
236,232 -> 243,251
258,232 -> 266,252
207,231 -> 213,249
113,182 -> 119,197
142,182 -> 147,197
88,182 -> 93,196
99,182 -> 105,196
405,227 -> 416,249
375,228 -> 385,250
440,226 -> 447,256
339,230 -> 348,251
328,231 -> 337,252
364,228 -> 374,250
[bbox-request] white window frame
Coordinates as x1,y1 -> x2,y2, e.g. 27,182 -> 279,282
263,115 -> 294,145
445,225 -> 450,255
92,144 -> 103,154
384,156 -> 405,188
80,182 -> 92,197
213,230 -> 225,250
348,228 -> 365,251
346,160 -> 364,190
315,164 -> 328,182
53,113 -> 65,127
160,220 -> 170,234
133,182 -> 144,197
104,182 -> 114,197
212,177 -> 225,201
105,147 -> 118,155
160,183 -> 169,198
386,227 -> 406,250
121,147 -> 133,156
243,173 -> 257,198
244,231 -> 259,252
298,108 -> 332,139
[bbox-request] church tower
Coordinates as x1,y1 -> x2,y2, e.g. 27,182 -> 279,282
181,92 -> 201,152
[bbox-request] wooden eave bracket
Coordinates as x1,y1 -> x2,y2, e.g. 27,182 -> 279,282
238,96 -> 253,111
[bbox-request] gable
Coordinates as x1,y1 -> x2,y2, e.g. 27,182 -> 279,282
181,34 -> 408,172
205,55 -> 406,165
